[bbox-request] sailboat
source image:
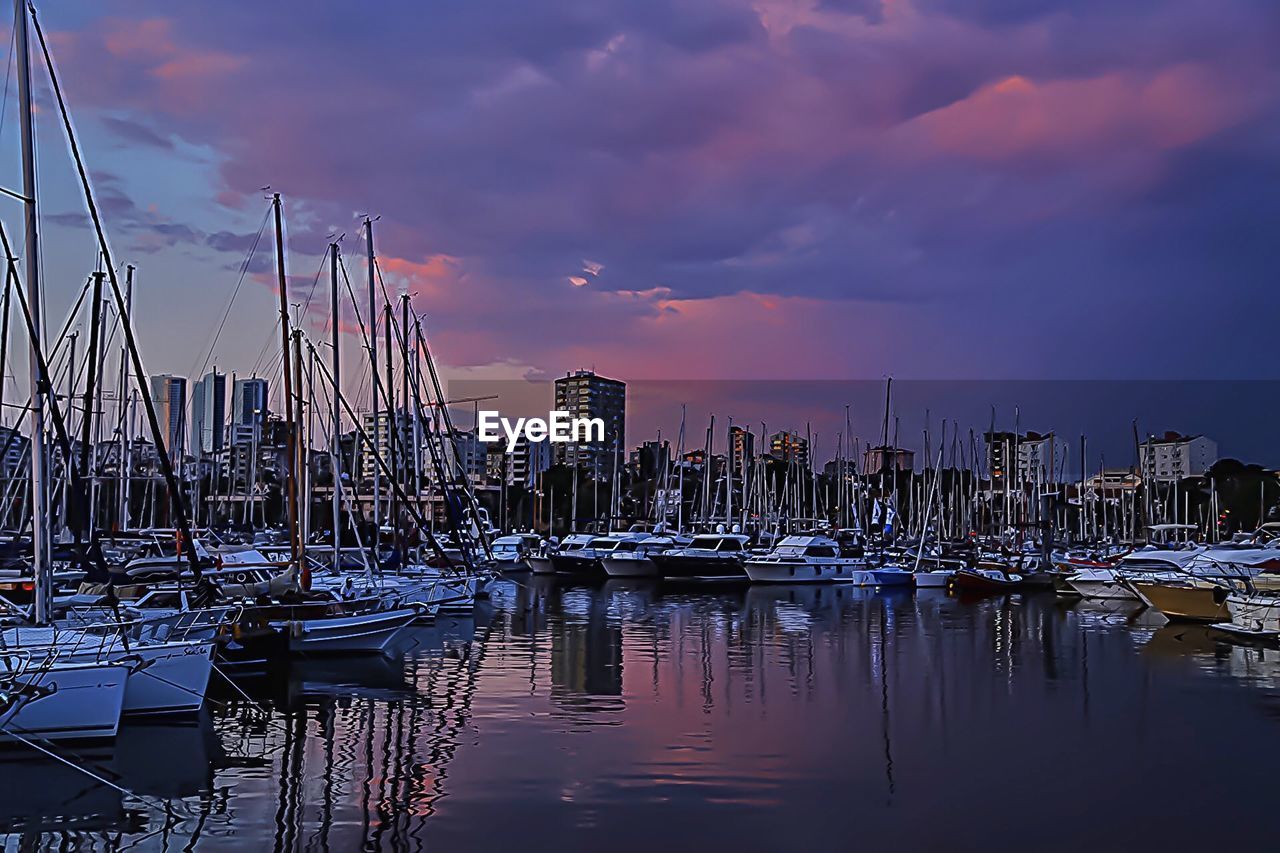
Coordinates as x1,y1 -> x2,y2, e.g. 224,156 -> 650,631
0,0 -> 145,740
0,653 -> 131,742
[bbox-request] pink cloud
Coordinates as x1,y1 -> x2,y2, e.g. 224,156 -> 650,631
911,64 -> 1260,164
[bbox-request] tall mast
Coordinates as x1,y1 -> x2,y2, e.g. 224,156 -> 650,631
400,292 -> 411,547
272,194 -> 301,575
385,303 -> 396,552
16,0 -> 49,623
293,330 -> 307,570
116,265 -> 133,530
725,417 -> 733,529
330,242 -> 341,570
366,217 -> 379,554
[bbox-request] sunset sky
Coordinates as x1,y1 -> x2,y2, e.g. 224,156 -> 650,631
2,0 -> 1277,416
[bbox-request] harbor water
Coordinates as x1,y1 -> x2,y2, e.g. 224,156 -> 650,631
4,578 -> 1280,851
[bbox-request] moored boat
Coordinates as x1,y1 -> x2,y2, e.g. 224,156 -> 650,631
743,535 -> 866,584
951,565 -> 1025,595
603,535 -> 685,578
0,656 -> 131,742
651,533 -> 751,583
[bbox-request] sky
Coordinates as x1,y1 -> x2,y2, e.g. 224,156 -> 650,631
0,0 -> 1277,460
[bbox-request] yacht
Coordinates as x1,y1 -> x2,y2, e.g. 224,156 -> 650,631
529,533 -> 591,575
743,536 -> 867,583
550,533 -> 648,577
650,533 -> 751,583
603,534 -> 688,578
1133,547 -> 1280,623
491,533 -> 544,571
1065,547 -> 1201,601
1,625 -> 215,716
1213,591 -> 1280,642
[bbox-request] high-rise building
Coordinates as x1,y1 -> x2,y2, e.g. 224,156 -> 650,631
983,431 -> 1064,484
230,377 -> 269,446
149,374 -> 187,458
729,426 -> 755,478
190,371 -> 226,458
508,435 -> 552,486
630,439 -> 670,481
1139,432 -> 1217,482
360,408 -> 413,483
434,429 -> 487,483
553,370 -> 625,475
768,430 -> 809,468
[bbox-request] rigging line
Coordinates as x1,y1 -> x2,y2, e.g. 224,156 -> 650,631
186,203 -> 272,383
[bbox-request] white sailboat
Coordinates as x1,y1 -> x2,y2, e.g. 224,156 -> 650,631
0,654 -> 131,742
0,0 -> 135,742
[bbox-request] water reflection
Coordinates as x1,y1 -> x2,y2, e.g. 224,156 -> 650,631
5,580 -> 1280,850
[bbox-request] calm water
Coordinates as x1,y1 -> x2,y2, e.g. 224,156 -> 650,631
4,578 -> 1280,851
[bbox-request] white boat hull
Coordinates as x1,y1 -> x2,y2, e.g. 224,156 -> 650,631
0,660 -> 129,742
744,560 -> 864,584
604,557 -> 659,578
913,570 -> 955,588
853,569 -> 915,588
1217,593 -> 1280,639
281,607 -> 418,654
1066,570 -> 1140,601
117,641 -> 215,715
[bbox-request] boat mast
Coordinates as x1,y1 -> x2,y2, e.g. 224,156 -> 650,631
293,330 -> 307,569
330,242 -> 341,571
15,0 -> 49,623
366,217 -> 379,558
272,193 -> 301,580
116,265 -> 133,530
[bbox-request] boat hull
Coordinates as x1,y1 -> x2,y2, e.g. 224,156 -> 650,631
651,554 -> 747,583
527,556 -> 556,575
743,560 -> 864,584
281,607 -> 418,654
1132,581 -> 1230,623
117,641 -> 215,715
1215,593 -> 1280,640
1065,573 -> 1140,602
0,660 -> 129,742
549,553 -> 604,576
603,557 -> 659,578
913,570 -> 954,588
951,570 -> 1023,595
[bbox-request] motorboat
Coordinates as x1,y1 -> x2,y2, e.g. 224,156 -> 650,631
1212,591 -> 1280,642
951,564 -> 1025,595
743,536 -> 866,583
603,535 -> 687,578
549,533 -> 647,576
491,533 -> 543,571
650,533 -> 751,583
530,534 -> 592,575
1065,548 -> 1201,601
1134,548 -> 1280,623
